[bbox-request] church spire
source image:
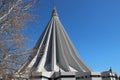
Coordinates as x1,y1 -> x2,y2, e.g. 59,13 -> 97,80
19,5 -> 91,73
109,67 -> 112,73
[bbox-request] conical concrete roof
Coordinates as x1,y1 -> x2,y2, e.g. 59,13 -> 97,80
19,7 -> 91,73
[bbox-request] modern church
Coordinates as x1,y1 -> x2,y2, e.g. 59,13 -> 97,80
15,7 -> 119,80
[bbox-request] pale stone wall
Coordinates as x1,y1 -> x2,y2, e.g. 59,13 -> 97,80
30,77 -> 48,80
12,71 -> 119,80
60,78 -> 76,80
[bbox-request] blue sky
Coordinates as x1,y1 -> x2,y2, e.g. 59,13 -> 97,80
26,0 -> 120,75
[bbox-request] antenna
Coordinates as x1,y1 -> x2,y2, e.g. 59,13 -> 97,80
53,0 -> 56,9
52,0 -> 58,16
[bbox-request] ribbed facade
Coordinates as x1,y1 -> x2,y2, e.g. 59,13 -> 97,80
19,7 -> 91,73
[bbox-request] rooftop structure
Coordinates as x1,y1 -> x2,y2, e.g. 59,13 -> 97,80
19,7 -> 91,73
14,7 -> 119,80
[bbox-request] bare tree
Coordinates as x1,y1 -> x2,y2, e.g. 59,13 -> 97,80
0,0 -> 40,79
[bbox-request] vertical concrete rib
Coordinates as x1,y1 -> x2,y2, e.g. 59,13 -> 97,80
51,19 -> 57,71
61,24 -> 91,72
56,18 -> 70,71
36,20 -> 53,72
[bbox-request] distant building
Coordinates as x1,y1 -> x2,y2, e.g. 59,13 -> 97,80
13,6 -> 119,80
